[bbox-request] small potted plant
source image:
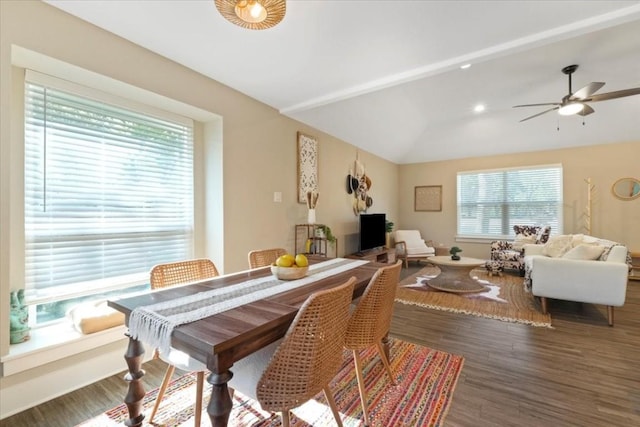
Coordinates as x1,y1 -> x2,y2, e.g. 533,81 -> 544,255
315,224 -> 336,245
385,220 -> 394,248
449,246 -> 463,261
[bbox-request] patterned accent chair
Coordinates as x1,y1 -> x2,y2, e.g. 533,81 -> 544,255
490,225 -> 551,276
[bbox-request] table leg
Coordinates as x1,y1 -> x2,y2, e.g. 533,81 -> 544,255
123,333 -> 146,427
207,370 -> 234,427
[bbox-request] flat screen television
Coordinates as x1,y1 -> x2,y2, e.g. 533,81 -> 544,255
359,213 -> 386,252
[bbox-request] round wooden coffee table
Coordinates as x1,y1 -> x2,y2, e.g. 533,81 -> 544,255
424,256 -> 487,293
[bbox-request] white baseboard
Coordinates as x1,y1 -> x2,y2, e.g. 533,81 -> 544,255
0,338 -> 152,419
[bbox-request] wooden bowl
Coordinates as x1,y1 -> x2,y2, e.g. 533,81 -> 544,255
271,265 -> 309,280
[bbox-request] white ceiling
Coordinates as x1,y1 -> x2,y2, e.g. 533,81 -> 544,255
46,0 -> 640,164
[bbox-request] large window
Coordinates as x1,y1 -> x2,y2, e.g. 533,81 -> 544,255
24,72 -> 194,325
457,164 -> 562,239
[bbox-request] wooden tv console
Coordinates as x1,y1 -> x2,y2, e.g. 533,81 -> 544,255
346,247 -> 393,264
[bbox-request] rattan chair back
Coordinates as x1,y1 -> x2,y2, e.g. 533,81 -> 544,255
343,260 -> 402,425
150,258 -> 219,289
147,258 -> 218,427
345,260 -> 402,350
256,277 -> 356,414
248,248 -> 287,269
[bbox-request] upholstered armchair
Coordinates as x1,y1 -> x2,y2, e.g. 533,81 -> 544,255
490,225 -> 551,276
394,230 -> 435,268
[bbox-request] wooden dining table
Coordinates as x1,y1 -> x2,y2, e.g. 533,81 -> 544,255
108,256 -> 383,427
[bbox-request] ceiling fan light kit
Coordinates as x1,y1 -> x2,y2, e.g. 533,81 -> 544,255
514,64 -> 640,122
558,102 -> 584,116
215,0 -> 286,30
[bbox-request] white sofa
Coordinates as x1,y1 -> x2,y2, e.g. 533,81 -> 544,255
523,237 -> 629,326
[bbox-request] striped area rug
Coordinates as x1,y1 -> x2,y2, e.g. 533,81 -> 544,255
77,339 -> 464,426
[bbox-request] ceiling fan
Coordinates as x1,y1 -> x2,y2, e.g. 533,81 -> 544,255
514,64 -> 640,122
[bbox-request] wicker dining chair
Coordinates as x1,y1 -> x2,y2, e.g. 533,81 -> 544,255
248,247 -> 287,269
149,258 -> 219,289
344,260 -> 402,425
148,258 -> 219,427
229,277 -> 357,427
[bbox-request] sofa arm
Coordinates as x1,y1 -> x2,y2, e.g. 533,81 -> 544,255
530,256 -> 628,306
605,245 -> 629,264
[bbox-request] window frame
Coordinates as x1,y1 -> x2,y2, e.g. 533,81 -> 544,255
23,70 -> 196,326
456,164 -> 563,241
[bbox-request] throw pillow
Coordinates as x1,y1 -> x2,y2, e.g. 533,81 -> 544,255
571,234 -> 585,247
512,234 -> 537,251
68,300 -> 125,334
542,235 -> 573,257
562,244 -> 605,260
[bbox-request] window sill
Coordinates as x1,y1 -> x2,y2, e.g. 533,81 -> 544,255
1,322 -> 128,377
455,235 -> 509,244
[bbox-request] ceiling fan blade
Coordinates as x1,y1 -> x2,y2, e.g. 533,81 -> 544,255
570,82 -> 605,100
578,104 -> 595,116
519,106 -> 559,122
584,87 -> 640,102
513,103 -> 561,108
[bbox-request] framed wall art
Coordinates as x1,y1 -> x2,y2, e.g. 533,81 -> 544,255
415,185 -> 442,211
297,132 -> 318,204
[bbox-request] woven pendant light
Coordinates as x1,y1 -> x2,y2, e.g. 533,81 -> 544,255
215,0 -> 286,30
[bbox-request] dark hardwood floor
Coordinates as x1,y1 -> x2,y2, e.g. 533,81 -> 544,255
3,265 -> 639,426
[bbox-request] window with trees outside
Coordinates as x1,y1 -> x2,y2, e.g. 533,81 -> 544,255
24,71 -> 194,325
457,164 -> 563,239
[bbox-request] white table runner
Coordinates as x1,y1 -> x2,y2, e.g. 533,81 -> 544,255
129,258 -> 369,354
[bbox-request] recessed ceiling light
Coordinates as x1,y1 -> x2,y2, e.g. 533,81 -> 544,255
460,63 -> 471,69
474,104 -> 485,113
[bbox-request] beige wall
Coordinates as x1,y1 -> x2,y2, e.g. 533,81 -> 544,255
399,141 -> 640,258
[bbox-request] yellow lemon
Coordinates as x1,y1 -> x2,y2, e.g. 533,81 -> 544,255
294,253 -> 309,267
276,254 -> 295,267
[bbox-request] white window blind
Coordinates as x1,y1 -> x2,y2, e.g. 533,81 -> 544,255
457,164 -> 562,238
24,75 -> 194,306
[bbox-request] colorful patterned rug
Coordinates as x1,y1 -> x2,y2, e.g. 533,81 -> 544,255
396,266 -> 552,328
77,339 -> 463,426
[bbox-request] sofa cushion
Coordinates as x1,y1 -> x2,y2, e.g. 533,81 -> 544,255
512,234 -> 537,251
405,242 -> 435,255
562,244 -> 605,260
542,235 -> 573,257
395,230 -> 435,255
68,300 -> 125,334
495,249 -> 522,262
